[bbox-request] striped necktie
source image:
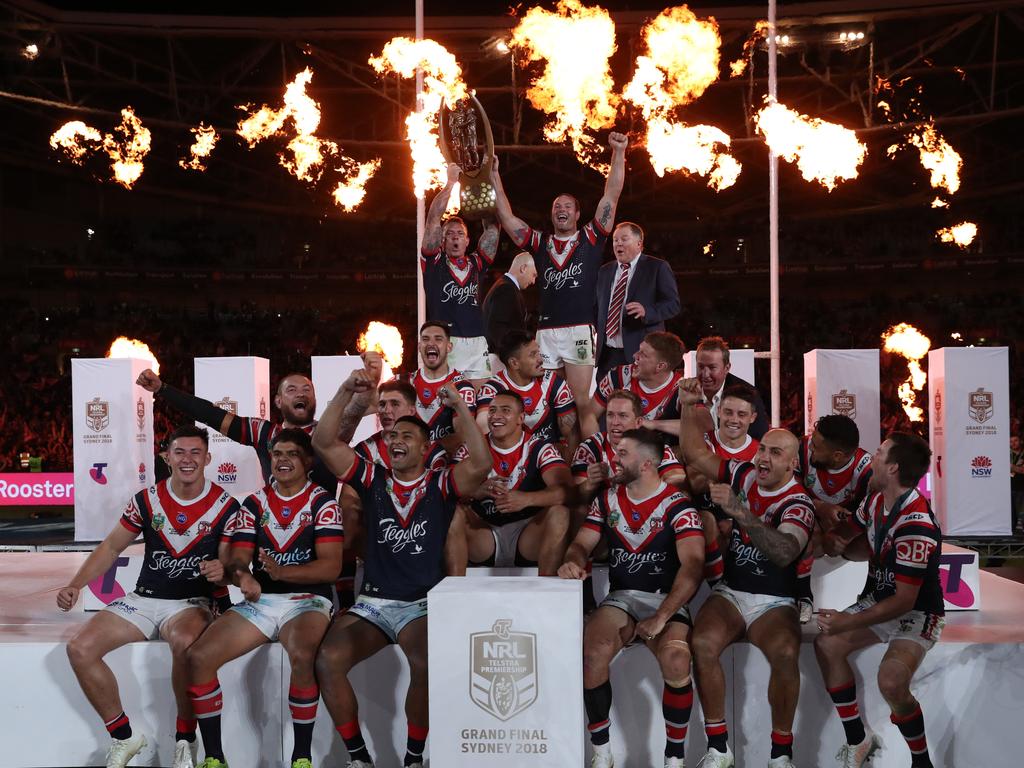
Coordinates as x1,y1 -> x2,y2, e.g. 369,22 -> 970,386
605,261 -> 631,341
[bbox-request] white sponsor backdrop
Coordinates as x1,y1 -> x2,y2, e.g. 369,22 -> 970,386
194,356 -> 269,498
929,347 -> 1010,536
311,355 -> 386,445
804,349 -> 881,453
428,577 -> 584,767
684,348 -> 755,383
72,358 -> 154,541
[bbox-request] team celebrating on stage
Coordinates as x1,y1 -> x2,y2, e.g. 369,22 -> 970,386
58,135 -> 945,768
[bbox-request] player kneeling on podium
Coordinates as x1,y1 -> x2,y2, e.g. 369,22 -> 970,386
560,428 -> 705,768
185,428 -> 344,768
58,425 -> 238,768
313,362 -> 491,768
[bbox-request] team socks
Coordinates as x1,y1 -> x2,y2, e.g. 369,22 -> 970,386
662,681 -> 692,759
288,683 -> 319,761
104,711 -> 132,741
188,678 -> 225,761
704,538 -> 724,587
705,719 -> 729,753
892,702 -> 933,767
404,722 -> 428,766
583,680 -> 613,746
337,719 -> 372,763
770,729 -> 794,759
175,716 -> 197,743
828,680 -> 866,745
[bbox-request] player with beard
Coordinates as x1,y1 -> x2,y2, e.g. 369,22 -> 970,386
186,429 -> 342,768
490,133 -> 628,430
313,364 -> 490,768
463,391 -> 573,575
560,428 -> 705,768
57,425 -> 236,768
421,163 -> 501,388
678,379 -> 815,768
476,331 -> 579,458
815,433 -> 943,768
409,321 -> 477,459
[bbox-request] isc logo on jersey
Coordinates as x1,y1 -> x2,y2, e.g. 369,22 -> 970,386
217,462 -> 238,484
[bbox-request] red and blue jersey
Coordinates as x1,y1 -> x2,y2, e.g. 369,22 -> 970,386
697,430 -> 760,514
584,482 -> 703,594
120,479 -> 237,600
595,364 -> 683,422
229,481 -> 343,600
571,432 -> 683,482
852,488 -> 944,615
797,435 -> 873,511
408,368 -> 476,448
477,370 -> 575,444
420,247 -> 493,338
355,430 -> 448,472
235,417 -> 337,495
516,219 -> 608,329
341,455 -> 461,601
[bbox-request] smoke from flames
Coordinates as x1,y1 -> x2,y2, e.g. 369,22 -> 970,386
332,159 -> 382,212
510,0 -> 619,171
937,221 -> 977,248
369,37 -> 469,198
753,100 -> 866,190
49,108 -> 152,188
108,336 -> 160,375
357,322 -> 404,371
179,124 -> 219,171
622,6 -> 741,189
881,323 -> 931,422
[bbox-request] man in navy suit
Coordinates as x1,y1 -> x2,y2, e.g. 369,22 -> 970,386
594,222 -> 681,383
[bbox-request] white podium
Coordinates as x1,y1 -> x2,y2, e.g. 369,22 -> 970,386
803,349 -> 880,453
428,577 -> 584,767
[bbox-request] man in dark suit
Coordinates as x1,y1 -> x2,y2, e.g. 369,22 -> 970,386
695,335 -> 770,440
482,251 -> 536,372
594,222 -> 681,382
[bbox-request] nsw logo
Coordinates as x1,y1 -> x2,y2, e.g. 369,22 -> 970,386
89,462 -> 109,485
970,455 -> 993,478
470,619 -> 537,722
217,462 -> 238,484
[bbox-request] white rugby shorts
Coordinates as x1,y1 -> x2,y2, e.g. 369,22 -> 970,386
537,325 -> 594,368
711,583 -> 797,628
104,591 -> 211,640
230,592 -> 332,641
845,595 -> 945,650
449,335 -> 492,380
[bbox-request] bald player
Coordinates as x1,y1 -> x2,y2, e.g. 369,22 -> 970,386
678,379 -> 815,768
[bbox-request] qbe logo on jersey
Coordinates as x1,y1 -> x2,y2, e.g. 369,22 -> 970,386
470,619 -> 537,721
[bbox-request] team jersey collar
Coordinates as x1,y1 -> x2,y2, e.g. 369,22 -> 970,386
715,430 -> 752,453
757,475 -> 799,498
615,481 -> 668,532
166,478 -> 211,507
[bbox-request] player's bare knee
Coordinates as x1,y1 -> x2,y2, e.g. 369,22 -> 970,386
657,641 -> 691,682
766,639 -> 800,670
315,638 -> 353,678
287,645 -> 317,677
877,660 -> 913,704
65,634 -> 94,669
689,629 -> 722,663
582,638 -> 616,673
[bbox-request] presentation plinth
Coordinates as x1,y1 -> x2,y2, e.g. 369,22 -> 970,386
803,348 -> 880,452
428,577 -> 583,767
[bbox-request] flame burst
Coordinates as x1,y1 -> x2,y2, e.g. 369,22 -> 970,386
510,0 -> 619,170
179,123 -> 219,171
623,6 -> 741,189
332,159 -> 382,212
753,101 -> 866,190
369,38 -> 469,198
730,20 -> 770,78
937,221 -> 977,248
881,323 -> 931,422
49,108 -> 151,188
900,124 -> 962,195
357,322 -> 404,370
107,336 -> 160,374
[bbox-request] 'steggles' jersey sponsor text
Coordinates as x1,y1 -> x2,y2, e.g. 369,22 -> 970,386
420,246 -> 493,338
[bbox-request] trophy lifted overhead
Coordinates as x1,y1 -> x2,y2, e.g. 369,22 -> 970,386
439,95 -> 497,219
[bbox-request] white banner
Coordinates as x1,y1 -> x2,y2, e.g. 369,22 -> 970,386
684,347 -> 755,383
928,347 -> 1010,536
194,357 -> 269,499
804,349 -> 880,452
428,577 -> 584,767
311,355 -> 387,445
72,358 -> 154,541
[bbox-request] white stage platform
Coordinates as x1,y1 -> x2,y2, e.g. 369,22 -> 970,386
1,552 -> 1022,767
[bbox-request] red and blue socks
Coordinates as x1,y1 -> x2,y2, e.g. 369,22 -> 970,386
662,681 -> 693,759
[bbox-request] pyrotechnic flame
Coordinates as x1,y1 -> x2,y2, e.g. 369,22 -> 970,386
331,159 -> 382,212
753,100 -> 866,190
729,59 -> 747,77
369,37 -> 469,198
237,68 -> 339,183
937,221 -> 977,248
49,109 -> 151,188
730,21 -> 770,78
881,323 -> 931,422
931,197 -> 948,208
50,121 -> 104,162
357,321 -> 404,370
622,6 -> 740,189
107,336 -> 160,375
510,0 -> 619,170
904,124 -> 962,195
179,123 -> 219,171
445,181 -> 462,216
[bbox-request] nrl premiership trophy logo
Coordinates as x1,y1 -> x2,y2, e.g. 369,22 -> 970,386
439,95 -> 496,219
470,619 -> 537,721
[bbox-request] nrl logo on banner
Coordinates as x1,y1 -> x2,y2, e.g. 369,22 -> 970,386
968,388 -> 993,424
831,389 -> 856,419
259,396 -> 267,419
214,397 -> 238,415
470,619 -> 537,722
86,397 -> 110,432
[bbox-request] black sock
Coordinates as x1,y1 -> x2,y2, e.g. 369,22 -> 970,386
584,680 -> 613,746
337,721 -> 372,763
770,729 -> 794,759
404,722 -> 428,766
828,680 -> 866,745
662,681 -> 692,759
104,712 -> 132,741
705,720 -> 728,753
892,702 -> 933,768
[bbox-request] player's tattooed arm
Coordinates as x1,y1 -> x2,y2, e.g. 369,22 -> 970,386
422,163 -> 461,253
489,154 -> 531,246
711,484 -> 806,567
595,131 -> 628,230
476,218 -> 500,264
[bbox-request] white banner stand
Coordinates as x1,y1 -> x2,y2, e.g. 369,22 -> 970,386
803,349 -> 880,452
194,356 -> 269,499
428,577 -> 584,767
311,355 -> 388,445
685,348 -> 755,384
928,346 -> 1010,536
71,358 -> 154,541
